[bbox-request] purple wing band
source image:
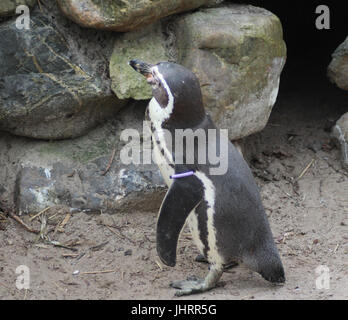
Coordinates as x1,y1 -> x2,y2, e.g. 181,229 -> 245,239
170,171 -> 195,179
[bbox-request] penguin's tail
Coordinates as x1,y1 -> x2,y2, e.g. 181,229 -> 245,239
243,245 -> 286,284
257,250 -> 286,284
259,260 -> 285,284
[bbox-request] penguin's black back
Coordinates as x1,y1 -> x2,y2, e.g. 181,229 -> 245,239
210,143 -> 285,283
170,115 -> 285,283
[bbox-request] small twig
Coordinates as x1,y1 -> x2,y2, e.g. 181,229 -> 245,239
37,0 -> 43,12
297,159 -> 315,180
277,184 -> 297,200
101,223 -> 137,245
8,212 -> 39,234
34,244 -> 49,249
36,213 -> 48,241
89,241 -> 109,252
62,253 -> 79,258
104,224 -> 118,236
54,281 -> 66,293
101,148 -> 116,176
155,259 -> 164,271
143,234 -> 153,243
49,241 -> 78,252
29,207 -> 50,221
76,252 -> 86,261
59,213 -> 71,228
48,212 -> 59,220
0,282 -> 10,290
53,213 -> 71,236
80,270 -> 116,275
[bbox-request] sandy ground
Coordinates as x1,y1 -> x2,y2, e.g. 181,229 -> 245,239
0,75 -> 347,300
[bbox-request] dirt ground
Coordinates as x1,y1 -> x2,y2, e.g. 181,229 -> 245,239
0,73 -> 347,300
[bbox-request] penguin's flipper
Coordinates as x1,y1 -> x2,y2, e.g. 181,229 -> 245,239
156,176 -> 203,267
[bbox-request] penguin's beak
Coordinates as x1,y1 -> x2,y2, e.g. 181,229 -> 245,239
129,59 -> 157,85
129,59 -> 153,77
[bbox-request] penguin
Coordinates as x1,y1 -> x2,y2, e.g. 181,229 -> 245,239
129,59 -> 285,296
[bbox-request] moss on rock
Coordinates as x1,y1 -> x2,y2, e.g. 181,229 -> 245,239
110,23 -> 169,100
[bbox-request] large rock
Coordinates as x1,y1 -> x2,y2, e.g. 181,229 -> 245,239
110,4 -> 286,140
57,0 -> 212,32
328,37 -> 348,91
332,113 -> 348,171
1,102 -> 166,214
175,5 -> 286,139
0,0 -> 36,17
0,3 -> 126,140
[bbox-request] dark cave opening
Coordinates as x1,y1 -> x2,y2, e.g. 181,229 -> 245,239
232,0 -> 347,124
234,0 -> 347,81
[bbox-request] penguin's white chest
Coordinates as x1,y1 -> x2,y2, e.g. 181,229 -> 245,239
152,134 -> 174,187
187,209 -> 205,255
147,98 -> 175,187
192,171 -> 225,267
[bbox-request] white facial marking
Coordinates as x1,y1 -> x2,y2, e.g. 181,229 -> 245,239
194,171 -> 224,267
148,66 -> 174,122
152,137 -> 174,187
148,66 -> 175,165
149,98 -> 174,166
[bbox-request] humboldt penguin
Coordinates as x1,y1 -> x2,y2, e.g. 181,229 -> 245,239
129,59 -> 285,296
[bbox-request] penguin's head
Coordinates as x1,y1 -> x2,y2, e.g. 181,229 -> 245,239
129,59 -> 206,127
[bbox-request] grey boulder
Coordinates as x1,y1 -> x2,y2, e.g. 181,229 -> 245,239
0,5 -> 125,140
1,101 -> 166,214
57,0 -> 214,32
110,4 -> 286,140
332,112 -> 348,171
328,37 -> 348,91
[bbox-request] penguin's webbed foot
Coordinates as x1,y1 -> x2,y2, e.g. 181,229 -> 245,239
170,276 -> 206,296
170,265 -> 223,297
